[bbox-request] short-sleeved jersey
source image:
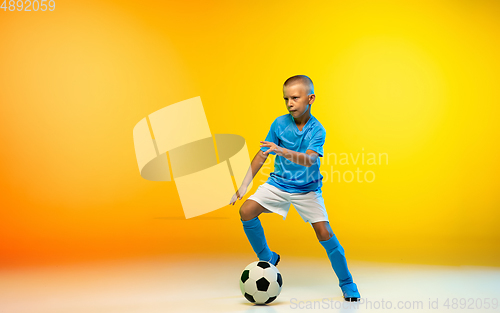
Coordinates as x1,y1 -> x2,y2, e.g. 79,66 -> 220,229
260,113 -> 326,193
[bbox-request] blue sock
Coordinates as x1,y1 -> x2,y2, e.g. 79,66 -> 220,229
320,233 -> 354,288
241,216 -> 273,262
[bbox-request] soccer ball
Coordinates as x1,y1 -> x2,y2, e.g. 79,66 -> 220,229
239,261 -> 283,304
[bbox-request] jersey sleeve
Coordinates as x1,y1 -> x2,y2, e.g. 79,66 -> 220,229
306,128 -> 326,157
260,118 -> 279,155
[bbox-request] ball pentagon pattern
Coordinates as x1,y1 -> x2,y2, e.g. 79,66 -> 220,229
239,261 -> 282,304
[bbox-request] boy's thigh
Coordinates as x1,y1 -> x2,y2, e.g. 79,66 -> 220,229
240,199 -> 272,220
290,190 -> 329,224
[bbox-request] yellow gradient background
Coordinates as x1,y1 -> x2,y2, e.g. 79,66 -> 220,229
1,0 -> 499,268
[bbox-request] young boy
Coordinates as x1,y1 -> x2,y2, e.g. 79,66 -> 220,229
229,75 -> 360,302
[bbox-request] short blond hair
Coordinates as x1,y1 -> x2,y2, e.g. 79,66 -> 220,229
283,75 -> 314,95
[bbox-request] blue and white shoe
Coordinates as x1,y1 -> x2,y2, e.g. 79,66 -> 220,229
341,282 -> 360,302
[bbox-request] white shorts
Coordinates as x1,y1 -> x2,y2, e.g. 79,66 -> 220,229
247,182 -> 329,225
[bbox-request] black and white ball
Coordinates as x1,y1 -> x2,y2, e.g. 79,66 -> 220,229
239,261 -> 282,304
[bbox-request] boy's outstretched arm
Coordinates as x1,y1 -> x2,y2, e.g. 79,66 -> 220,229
229,149 -> 268,205
260,141 -> 318,167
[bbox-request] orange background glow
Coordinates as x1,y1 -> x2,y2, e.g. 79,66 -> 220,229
1,0 -> 499,268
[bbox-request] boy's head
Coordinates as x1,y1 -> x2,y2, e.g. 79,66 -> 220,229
283,75 -> 314,95
283,75 -> 315,118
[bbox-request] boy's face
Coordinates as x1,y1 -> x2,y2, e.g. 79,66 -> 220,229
283,83 -> 315,119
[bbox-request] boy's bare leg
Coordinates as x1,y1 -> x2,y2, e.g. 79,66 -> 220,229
239,199 -> 272,221
239,200 -> 280,265
312,221 -> 360,301
311,221 -> 334,241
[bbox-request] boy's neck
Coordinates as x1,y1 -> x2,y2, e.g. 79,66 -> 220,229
293,108 -> 311,127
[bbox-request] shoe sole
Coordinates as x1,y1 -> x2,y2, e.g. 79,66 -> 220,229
344,297 -> 360,302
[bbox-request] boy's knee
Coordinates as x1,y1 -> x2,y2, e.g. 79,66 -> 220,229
315,226 -> 333,241
317,230 -> 332,241
239,205 -> 252,221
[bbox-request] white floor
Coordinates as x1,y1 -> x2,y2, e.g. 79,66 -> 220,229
1,253 -> 499,313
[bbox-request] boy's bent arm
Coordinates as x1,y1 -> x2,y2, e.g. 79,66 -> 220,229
239,150 -> 268,189
281,148 -> 318,167
260,141 -> 318,167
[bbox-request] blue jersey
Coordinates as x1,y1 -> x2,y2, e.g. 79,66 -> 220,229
260,113 -> 326,193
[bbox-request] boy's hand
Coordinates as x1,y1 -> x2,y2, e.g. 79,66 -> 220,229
230,186 -> 248,205
260,141 -> 285,156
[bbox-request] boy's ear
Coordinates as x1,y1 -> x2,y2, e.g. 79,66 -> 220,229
309,94 -> 316,104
